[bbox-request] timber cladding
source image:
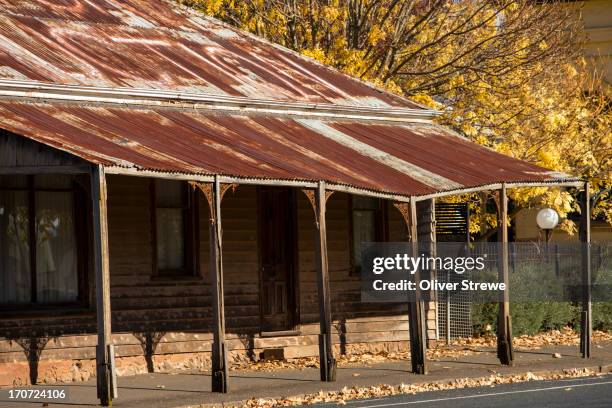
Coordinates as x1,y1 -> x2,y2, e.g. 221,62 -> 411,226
0,175 -> 414,386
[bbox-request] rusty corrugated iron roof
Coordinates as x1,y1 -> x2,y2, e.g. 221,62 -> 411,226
0,0 -> 578,199
0,100 -> 573,198
0,0 -> 419,108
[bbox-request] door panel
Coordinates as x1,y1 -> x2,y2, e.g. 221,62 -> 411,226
259,187 -> 297,332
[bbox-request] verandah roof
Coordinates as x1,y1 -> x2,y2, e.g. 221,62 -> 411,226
0,98 -> 579,200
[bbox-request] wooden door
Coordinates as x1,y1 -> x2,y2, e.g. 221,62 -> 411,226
259,187 -> 297,333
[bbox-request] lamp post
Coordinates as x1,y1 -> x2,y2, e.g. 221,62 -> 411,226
536,208 -> 559,263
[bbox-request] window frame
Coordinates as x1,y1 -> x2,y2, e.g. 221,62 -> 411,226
0,175 -> 89,310
150,179 -> 199,278
348,196 -> 388,277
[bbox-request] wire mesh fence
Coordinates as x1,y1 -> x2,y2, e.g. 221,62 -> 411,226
436,241 -> 610,341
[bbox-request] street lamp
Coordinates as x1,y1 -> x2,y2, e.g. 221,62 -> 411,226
536,208 -> 559,242
537,208 -> 559,264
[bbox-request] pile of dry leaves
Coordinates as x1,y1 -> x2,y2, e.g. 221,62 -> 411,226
230,328 -> 611,372
453,327 -> 612,350
237,368 -> 598,407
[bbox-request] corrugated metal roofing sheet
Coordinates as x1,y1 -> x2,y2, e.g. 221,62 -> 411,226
0,0 -> 417,108
0,0 -> 577,198
0,100 -> 569,197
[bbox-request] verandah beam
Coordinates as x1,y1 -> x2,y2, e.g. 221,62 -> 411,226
579,181 -> 592,358
302,181 -> 336,381
497,183 -> 514,366
91,164 -> 117,406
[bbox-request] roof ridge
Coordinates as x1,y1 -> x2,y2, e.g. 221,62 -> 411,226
0,79 -> 440,122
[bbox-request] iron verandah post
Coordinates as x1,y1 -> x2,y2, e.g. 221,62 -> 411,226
91,164 -> 116,406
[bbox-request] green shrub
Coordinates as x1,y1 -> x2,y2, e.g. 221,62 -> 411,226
471,302 -> 498,335
469,244 -> 610,336
510,301 -> 578,336
593,302 -> 612,331
472,301 -> 578,336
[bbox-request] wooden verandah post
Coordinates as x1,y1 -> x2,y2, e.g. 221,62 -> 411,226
91,164 -> 117,406
580,181 -> 592,358
190,177 -> 235,392
210,176 -> 229,392
409,198 -> 428,374
393,198 -> 427,374
303,181 -> 336,381
497,183 -> 513,366
417,199 -> 437,348
315,181 -> 336,381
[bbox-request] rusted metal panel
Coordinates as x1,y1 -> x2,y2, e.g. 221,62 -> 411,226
0,100 -> 572,198
0,0 -> 416,108
0,101 -> 433,194
329,122 -> 564,185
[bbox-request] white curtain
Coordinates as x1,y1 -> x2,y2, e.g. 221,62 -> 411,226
35,191 -> 78,303
352,210 -> 376,271
0,190 -> 31,304
156,208 -> 185,270
155,179 -> 185,272
352,196 -> 380,272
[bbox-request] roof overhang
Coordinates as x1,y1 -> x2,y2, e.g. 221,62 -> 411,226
103,166 -> 585,202
0,82 -> 583,202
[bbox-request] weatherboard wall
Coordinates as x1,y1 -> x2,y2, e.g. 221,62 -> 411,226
0,175 -> 418,386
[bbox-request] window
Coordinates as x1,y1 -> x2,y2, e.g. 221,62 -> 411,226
152,179 -> 198,276
0,175 -> 86,306
350,196 -> 387,276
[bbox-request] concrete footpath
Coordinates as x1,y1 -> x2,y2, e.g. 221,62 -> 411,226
1,342 -> 611,408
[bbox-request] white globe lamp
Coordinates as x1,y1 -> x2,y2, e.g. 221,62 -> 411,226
536,208 -> 559,230
536,208 -> 559,243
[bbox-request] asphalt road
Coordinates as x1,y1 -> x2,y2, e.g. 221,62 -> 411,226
316,374 -> 612,408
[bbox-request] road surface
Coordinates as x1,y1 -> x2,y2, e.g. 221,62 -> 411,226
317,374 -> 612,408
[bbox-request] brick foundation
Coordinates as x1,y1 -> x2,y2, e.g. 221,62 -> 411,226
0,339 -> 413,387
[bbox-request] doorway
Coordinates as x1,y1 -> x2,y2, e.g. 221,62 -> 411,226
258,187 -> 298,333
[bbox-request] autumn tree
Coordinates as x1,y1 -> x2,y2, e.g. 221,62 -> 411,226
181,0 -> 611,237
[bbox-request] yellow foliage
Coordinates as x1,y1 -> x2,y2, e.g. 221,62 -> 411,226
181,0 -> 611,235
